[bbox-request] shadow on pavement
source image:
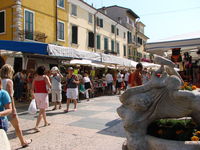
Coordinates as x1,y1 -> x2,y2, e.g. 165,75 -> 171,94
97,119 -> 126,138
7,128 -> 39,140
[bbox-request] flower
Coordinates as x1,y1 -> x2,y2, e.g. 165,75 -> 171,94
184,82 -> 188,86
192,85 -> 197,90
176,130 -> 184,135
191,136 -> 199,141
195,131 -> 200,135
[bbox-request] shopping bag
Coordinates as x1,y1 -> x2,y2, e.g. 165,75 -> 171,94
112,85 -> 116,93
28,99 -> 37,115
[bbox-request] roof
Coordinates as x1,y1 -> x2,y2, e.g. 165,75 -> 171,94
0,40 -> 48,55
98,5 -> 140,19
145,32 -> 200,55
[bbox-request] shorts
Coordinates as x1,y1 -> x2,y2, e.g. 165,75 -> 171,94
116,81 -> 122,88
0,119 -> 9,132
66,88 -> 78,100
51,90 -> 62,102
84,82 -> 91,90
34,93 -> 49,109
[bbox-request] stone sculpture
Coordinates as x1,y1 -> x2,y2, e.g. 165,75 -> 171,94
117,56 -> 200,150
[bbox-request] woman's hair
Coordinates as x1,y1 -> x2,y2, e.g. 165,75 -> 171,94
0,64 -> 14,79
36,66 -> 46,76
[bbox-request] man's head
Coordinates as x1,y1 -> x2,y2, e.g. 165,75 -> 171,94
51,66 -> 59,75
136,63 -> 143,72
68,67 -> 74,75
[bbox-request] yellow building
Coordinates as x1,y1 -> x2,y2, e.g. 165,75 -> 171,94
0,0 -> 68,46
0,0 -> 69,70
68,0 -> 129,58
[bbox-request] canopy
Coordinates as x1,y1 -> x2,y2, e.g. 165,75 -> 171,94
48,44 -> 101,62
70,59 -> 92,65
0,40 -> 48,55
145,31 -> 200,55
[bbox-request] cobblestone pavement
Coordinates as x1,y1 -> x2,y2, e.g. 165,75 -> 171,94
8,95 -> 126,150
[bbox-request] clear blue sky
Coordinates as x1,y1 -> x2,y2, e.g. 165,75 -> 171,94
85,0 -> 200,42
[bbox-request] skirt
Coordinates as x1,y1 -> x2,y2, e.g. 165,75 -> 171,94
34,93 -> 49,109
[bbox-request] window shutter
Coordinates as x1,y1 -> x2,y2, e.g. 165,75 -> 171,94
88,32 -> 94,48
0,11 -> 5,33
100,19 -> 103,27
72,26 -> 78,44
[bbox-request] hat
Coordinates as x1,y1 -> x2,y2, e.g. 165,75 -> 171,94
68,67 -> 74,70
51,66 -> 59,73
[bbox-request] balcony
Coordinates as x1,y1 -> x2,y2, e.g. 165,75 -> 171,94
18,30 -> 48,43
104,50 -> 117,55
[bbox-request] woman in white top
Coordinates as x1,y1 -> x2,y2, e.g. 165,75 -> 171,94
83,72 -> 93,101
0,64 -> 32,148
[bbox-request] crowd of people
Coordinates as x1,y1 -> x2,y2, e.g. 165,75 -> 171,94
0,62 -> 153,148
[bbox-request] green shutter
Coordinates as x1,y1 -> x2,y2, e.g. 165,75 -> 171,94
25,11 -> 34,40
104,38 -> 108,50
111,40 -> 114,52
97,35 -> 101,49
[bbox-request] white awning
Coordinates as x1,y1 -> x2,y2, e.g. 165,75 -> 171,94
48,44 -> 101,61
70,59 -> 92,65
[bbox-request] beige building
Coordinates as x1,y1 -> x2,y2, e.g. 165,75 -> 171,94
68,0 -> 129,58
99,5 -> 150,62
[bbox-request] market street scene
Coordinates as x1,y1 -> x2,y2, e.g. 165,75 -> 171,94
0,0 -> 200,150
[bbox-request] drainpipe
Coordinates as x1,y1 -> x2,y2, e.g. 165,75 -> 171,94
114,22 -> 119,55
55,0 -> 58,42
93,11 -> 99,52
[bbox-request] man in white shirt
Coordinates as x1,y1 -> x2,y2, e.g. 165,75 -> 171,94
105,71 -> 113,95
124,71 -> 130,90
51,67 -> 63,110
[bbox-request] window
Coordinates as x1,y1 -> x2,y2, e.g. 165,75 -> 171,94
24,10 -> 34,40
71,4 -> 77,16
0,10 -> 5,34
57,0 -> 65,8
128,48 -> 131,56
88,13 -> 93,24
127,31 -> 132,43
57,21 -> 65,41
117,42 -> 120,54
88,31 -> 94,48
97,17 -> 103,28
117,28 -> 119,35
137,37 -> 143,45
123,45 -> 126,56
124,32 -> 126,39
111,25 -> 115,33
111,40 -> 115,52
96,35 -> 101,49
72,25 -> 78,44
104,37 -> 108,50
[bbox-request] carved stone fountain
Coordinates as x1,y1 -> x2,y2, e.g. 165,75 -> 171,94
117,56 -> 200,150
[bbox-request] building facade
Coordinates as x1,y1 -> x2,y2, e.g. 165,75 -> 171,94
99,5 -> 150,62
68,0 -> 129,58
0,0 -> 150,70
0,0 -> 69,70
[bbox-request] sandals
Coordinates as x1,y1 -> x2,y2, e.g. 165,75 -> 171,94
22,139 -> 33,148
52,107 -> 57,111
64,110 -> 69,113
33,127 -> 40,132
44,123 -> 51,127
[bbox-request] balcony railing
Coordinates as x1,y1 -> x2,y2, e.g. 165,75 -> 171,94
18,30 -> 48,42
104,50 -> 117,55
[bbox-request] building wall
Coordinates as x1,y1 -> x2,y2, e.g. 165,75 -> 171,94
68,0 -> 128,58
0,0 -> 69,47
0,0 -> 15,40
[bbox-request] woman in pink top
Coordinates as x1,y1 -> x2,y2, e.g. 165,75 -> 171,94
32,66 -> 51,132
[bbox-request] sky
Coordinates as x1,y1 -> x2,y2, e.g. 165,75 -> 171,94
85,0 -> 200,42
